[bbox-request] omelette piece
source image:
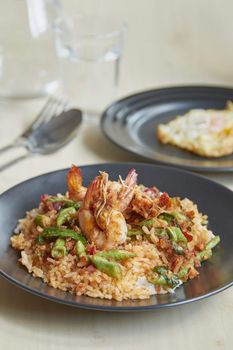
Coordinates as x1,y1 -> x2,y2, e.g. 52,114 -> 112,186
157,101 -> 233,157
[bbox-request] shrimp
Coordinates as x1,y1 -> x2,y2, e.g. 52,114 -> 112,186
66,165 -> 87,201
130,186 -> 161,219
78,169 -> 137,249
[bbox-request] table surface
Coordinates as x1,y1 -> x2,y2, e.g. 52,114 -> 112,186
1,1 -> 233,349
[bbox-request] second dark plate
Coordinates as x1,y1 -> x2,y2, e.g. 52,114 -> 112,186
101,86 -> 233,172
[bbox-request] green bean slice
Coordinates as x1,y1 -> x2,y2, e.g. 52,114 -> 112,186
91,255 -> 122,280
51,238 -> 67,259
56,207 -> 76,227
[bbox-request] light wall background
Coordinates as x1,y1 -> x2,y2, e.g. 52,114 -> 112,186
62,0 -> 233,96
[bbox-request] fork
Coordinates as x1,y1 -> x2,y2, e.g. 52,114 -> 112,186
0,108 -> 82,172
0,96 -> 68,155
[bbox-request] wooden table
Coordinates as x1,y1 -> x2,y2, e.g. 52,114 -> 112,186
0,1 -> 232,349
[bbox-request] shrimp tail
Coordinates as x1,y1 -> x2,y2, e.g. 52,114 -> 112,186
83,172 -> 108,211
117,169 -> 138,211
124,168 -> 138,187
67,165 -> 82,194
67,165 -> 87,201
94,172 -> 108,219
82,178 -> 97,209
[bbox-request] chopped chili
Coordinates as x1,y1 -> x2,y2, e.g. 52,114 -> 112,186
158,192 -> 171,208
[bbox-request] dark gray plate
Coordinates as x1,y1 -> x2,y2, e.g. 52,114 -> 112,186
101,86 -> 233,172
0,163 -> 232,311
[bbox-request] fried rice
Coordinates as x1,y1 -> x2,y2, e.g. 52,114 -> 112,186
11,166 -> 220,301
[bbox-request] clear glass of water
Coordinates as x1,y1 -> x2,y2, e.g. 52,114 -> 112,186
55,15 -> 127,116
0,0 -> 61,99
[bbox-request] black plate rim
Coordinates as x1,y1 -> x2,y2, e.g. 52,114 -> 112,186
101,85 -> 233,173
0,162 -> 233,311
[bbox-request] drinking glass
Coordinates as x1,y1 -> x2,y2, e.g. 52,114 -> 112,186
0,0 -> 61,99
55,15 -> 127,116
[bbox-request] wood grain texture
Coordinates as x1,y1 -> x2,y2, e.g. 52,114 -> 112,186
0,0 -> 233,349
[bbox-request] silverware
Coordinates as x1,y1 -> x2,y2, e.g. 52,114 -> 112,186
0,109 -> 82,172
0,96 -> 68,155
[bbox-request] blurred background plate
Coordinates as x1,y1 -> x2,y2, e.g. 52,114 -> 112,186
0,163 -> 232,311
101,86 -> 233,172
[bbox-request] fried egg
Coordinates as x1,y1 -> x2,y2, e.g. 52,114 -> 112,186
157,101 -> 233,157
